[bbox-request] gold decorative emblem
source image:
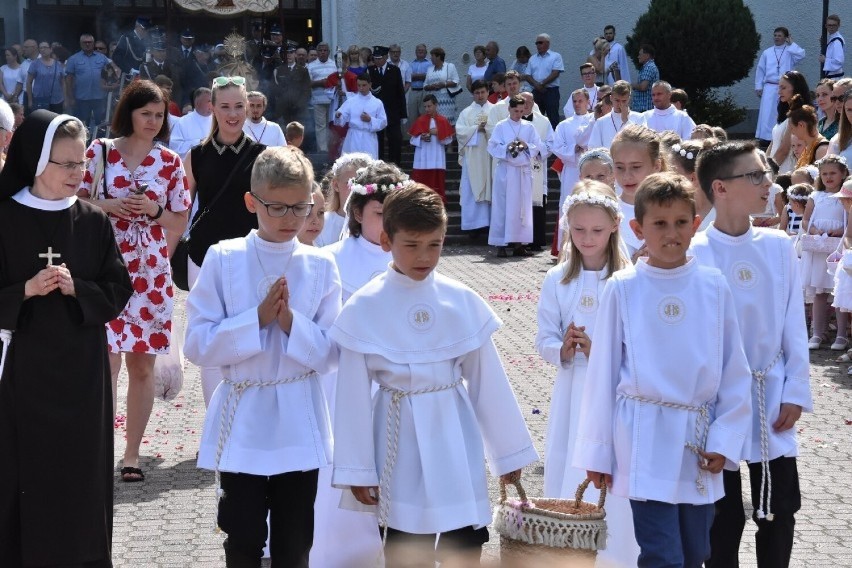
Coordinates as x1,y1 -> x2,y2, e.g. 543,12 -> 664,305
408,303 -> 435,331
731,261 -> 758,289
657,296 -> 686,324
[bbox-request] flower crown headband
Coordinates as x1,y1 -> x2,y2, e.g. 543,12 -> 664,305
814,155 -> 848,169
347,178 -> 413,196
671,143 -> 695,160
785,187 -> 810,202
560,191 -> 624,230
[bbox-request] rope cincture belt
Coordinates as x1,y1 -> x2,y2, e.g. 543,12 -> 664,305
752,349 -> 784,522
620,393 -> 711,495
377,379 -> 464,546
213,372 -> 318,514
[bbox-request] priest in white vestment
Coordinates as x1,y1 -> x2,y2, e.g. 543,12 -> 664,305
244,91 -> 287,146
334,75 -> 387,159
487,96 -> 543,254
640,81 -> 696,140
456,81 -> 493,231
169,89 -> 213,158
754,28 -> 805,141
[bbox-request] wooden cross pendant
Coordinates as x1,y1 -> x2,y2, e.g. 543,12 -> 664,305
39,247 -> 61,267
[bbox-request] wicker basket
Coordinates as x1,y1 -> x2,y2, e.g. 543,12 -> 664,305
800,234 -> 842,253
493,476 -> 606,568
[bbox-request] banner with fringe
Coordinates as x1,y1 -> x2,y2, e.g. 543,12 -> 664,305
172,0 -> 278,15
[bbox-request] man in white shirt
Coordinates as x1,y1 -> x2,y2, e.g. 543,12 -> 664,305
563,62 -> 600,118
14,39 -> 38,107
587,80 -> 643,150
525,33 -> 564,128
755,27 -> 805,142
387,44 -> 412,93
641,81 -> 696,140
243,91 -> 286,146
169,87 -> 213,158
307,42 -> 338,153
821,14 -> 845,79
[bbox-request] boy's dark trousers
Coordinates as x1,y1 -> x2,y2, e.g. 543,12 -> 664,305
218,469 -> 319,568
706,456 -> 801,568
382,524 -> 489,567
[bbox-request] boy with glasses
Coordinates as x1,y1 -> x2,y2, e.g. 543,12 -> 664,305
692,141 -> 811,568
186,146 -> 341,567
563,62 -> 600,118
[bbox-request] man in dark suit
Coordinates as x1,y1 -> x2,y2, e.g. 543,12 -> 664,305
369,46 -> 407,165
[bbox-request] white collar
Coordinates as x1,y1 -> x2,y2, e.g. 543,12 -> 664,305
653,105 -> 676,117
12,187 -> 77,211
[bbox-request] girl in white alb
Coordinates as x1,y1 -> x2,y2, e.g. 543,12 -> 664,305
610,124 -> 664,262
800,155 -> 849,350
314,152 -> 373,248
536,181 -> 639,567
324,162 -> 409,303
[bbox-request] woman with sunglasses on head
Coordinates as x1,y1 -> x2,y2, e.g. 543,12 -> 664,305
79,79 -> 191,482
183,76 -> 265,407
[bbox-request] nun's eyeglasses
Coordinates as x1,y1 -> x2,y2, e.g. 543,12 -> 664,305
48,159 -> 89,172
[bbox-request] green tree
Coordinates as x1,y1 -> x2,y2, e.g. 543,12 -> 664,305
625,0 -> 760,127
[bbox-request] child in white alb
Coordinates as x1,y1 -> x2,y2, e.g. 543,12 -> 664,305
184,147 -> 341,566
323,161 -> 409,303
536,180 -> 640,567
314,152 -> 373,247
331,183 -> 538,566
573,172 -> 752,568
691,140 -> 812,568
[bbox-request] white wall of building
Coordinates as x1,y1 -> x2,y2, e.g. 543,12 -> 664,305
322,0 -> 831,131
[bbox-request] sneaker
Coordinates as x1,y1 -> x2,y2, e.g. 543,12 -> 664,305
808,336 -> 824,350
830,337 -> 850,351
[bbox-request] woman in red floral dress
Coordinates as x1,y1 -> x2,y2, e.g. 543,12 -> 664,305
79,80 -> 190,482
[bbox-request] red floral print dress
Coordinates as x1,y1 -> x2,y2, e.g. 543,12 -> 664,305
80,140 -> 191,354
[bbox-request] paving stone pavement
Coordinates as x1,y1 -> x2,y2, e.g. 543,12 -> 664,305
113,245 -> 852,567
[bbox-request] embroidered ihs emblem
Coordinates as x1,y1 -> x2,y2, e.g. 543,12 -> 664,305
577,289 -> 597,313
657,296 -> 685,324
731,261 -> 758,289
408,303 -> 435,332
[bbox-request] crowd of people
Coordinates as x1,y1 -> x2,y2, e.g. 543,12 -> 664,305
0,12 -> 849,568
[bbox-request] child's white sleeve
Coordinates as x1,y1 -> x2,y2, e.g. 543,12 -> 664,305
332,346 -> 380,488
780,242 -> 813,411
535,271 -> 567,368
369,104 -> 388,132
462,338 -> 539,477
284,259 -> 342,375
572,278 -> 621,474
183,247 -> 263,367
706,278 -> 753,469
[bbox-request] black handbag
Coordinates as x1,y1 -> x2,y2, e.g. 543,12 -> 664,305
170,146 -> 255,291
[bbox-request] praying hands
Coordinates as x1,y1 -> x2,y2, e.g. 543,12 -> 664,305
25,263 -> 75,298
257,276 -> 294,334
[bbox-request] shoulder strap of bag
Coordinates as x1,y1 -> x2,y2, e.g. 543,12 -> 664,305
185,143 -> 256,237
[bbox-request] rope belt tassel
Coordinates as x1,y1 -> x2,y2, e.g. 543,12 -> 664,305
212,372 -> 318,525
620,393 -> 711,495
0,329 -> 12,382
752,349 -> 784,522
377,379 -> 464,546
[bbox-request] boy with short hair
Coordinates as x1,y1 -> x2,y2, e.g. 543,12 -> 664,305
408,94 -> 454,202
185,146 -> 342,567
573,171 -> 753,568
333,72 -> 388,159
285,121 -> 305,148
331,183 -> 538,566
691,141 -> 812,568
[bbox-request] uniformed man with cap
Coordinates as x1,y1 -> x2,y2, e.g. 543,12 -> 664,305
273,42 -> 311,132
369,45 -> 407,164
112,16 -> 151,76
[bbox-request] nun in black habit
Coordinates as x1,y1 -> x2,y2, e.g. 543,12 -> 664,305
0,110 -> 132,567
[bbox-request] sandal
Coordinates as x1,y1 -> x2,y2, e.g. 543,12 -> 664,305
836,351 -> 852,363
120,466 -> 145,482
808,335 -> 824,350
830,337 -> 850,351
